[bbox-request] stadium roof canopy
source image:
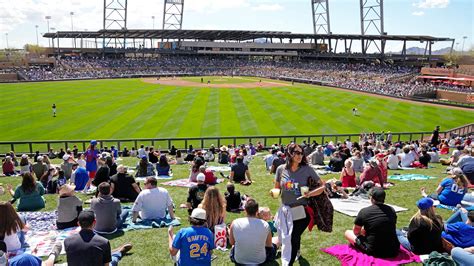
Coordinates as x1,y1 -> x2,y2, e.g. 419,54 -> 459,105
43,29 -> 453,42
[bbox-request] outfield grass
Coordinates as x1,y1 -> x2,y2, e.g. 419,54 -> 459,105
181,76 -> 261,84
0,154 -> 457,265
0,78 -> 472,142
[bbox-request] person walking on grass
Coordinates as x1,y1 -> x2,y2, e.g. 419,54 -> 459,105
52,104 -> 56,117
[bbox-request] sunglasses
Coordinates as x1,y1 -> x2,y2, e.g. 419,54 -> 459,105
293,151 -> 303,156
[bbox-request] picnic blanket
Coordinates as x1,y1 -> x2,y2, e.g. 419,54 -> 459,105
388,174 -> 437,181
162,178 -> 224,188
330,197 -> 408,217
207,166 -> 231,172
19,211 -> 57,231
321,244 -> 421,266
25,227 -> 80,257
135,175 -> 174,182
121,207 -> 180,231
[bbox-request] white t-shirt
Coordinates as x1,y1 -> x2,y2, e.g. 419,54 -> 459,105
232,217 -> 270,265
387,154 -> 400,169
132,187 -> 173,220
428,152 -> 440,163
4,232 -> 21,252
400,153 -> 414,167
77,158 -> 86,168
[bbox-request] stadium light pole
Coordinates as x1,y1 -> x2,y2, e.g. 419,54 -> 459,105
45,16 -> 51,47
5,33 -> 9,49
152,16 -> 155,29
70,12 -> 74,31
461,36 -> 467,55
35,25 -> 39,46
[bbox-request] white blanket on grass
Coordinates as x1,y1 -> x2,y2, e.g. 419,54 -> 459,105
330,197 -> 409,217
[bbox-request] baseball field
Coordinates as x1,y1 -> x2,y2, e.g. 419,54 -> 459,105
0,76 -> 472,142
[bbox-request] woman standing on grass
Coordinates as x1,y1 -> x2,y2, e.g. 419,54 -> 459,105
273,143 -> 325,265
199,186 -> 226,233
6,173 -> 45,211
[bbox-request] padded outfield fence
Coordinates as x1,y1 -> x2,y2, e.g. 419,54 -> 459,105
1,123 -> 472,156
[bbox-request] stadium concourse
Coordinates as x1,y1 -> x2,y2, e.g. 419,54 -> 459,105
17,57 -> 473,97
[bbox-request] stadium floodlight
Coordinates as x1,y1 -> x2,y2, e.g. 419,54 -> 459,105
103,0 -> 128,48
462,36 -> 468,54
163,0 -> 184,30
311,0 -> 331,34
359,0 -> 384,54
35,25 -> 39,46
152,16 -> 155,29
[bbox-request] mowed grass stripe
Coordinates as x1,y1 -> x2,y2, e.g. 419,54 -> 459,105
176,88 -> 211,137
231,89 -> 260,135
158,88 -> 199,138
201,88 -> 220,136
219,89 -> 242,136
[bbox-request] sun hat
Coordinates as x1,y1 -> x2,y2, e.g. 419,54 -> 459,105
220,146 -> 228,152
416,197 -> 434,210
449,167 -> 463,176
190,208 -> 207,221
59,184 -> 76,196
21,154 -> 28,159
196,173 -> 205,182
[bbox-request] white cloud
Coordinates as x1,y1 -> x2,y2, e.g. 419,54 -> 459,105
186,0 -> 250,13
413,0 -> 450,9
412,11 -> 425,16
251,4 -> 283,12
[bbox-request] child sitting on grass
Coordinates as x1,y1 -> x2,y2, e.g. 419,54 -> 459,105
258,207 -> 279,248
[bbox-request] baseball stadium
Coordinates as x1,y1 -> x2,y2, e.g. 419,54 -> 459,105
0,0 -> 473,265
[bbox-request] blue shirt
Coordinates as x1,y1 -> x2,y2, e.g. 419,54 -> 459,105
85,149 -> 98,172
442,222 -> 474,248
438,178 -> 467,206
172,226 -> 215,266
8,253 -> 42,266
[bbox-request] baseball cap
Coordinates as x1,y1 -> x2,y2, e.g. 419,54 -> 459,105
190,208 -> 207,221
449,167 -> 464,176
21,154 -> 28,159
369,187 -> 386,203
63,154 -> 70,161
196,173 -> 205,182
37,155 -> 44,161
416,197 -> 434,210
90,140 -> 97,145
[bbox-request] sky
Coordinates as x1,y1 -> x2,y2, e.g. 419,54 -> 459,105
0,0 -> 472,52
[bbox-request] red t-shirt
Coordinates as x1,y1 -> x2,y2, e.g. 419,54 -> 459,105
204,170 -> 217,184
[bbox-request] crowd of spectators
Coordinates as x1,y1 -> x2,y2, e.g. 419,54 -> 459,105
16,56 -> 473,97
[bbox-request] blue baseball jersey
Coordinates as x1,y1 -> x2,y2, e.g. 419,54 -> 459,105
172,226 -> 215,266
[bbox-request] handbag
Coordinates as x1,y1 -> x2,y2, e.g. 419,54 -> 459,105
307,177 -> 334,232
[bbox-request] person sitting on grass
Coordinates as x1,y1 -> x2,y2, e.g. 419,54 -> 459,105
56,184 -> 83,230
359,160 -> 382,187
92,157 -> 110,187
6,173 -> 45,211
442,209 -> 474,248
418,149 -> 431,168
199,186 -> 226,233
258,207 -> 278,241
451,246 -> 474,266
186,173 -> 208,215
19,154 -> 32,175
421,167 -> 468,207
0,202 -> 28,253
189,157 -> 204,182
168,208 -> 215,266
308,145 -> 325,166
328,151 -> 344,172
64,210 -> 133,266
131,177 -> 176,223
270,151 -> 285,174
351,150 -> 365,173
340,159 -> 357,188
32,156 -> 48,183
344,187 -> 400,258
224,183 -> 242,212
110,165 -> 141,202
229,155 -> 252,185
2,156 -> 15,176
91,182 -> 128,234
135,156 -> 155,178
229,198 -> 275,265
156,154 -> 171,176
325,180 -> 349,199
396,197 -> 444,255
400,146 -> 416,168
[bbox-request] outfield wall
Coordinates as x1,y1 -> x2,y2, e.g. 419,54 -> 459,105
437,90 -> 473,104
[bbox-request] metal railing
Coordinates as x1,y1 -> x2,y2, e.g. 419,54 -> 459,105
444,123 -> 474,139
0,131 -> 452,156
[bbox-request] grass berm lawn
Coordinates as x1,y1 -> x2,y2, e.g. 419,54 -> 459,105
0,154 -> 460,265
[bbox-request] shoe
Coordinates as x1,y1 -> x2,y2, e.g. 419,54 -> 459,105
295,249 -> 301,261
219,172 -> 226,178
118,243 -> 133,254
49,242 -> 62,259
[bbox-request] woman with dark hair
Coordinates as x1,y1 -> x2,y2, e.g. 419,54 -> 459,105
169,145 -> 178,156
105,156 -> 118,176
6,173 -> 45,211
0,202 -> 27,252
148,147 -> 160,166
135,156 -> 155,177
273,143 -> 325,265
91,157 -> 110,187
157,154 -> 171,176
175,150 -> 185,165
189,157 -> 204,182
